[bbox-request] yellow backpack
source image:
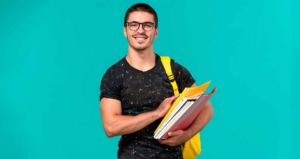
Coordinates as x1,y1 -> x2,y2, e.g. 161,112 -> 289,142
160,56 -> 201,159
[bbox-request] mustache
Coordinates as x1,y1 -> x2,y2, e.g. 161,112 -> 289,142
133,34 -> 148,38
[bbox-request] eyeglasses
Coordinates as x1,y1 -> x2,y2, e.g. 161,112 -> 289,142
125,21 -> 157,31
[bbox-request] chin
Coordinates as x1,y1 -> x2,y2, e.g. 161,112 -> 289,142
134,46 -> 148,51
129,42 -> 148,51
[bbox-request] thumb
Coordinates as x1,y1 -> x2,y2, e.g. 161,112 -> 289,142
169,130 -> 183,136
168,95 -> 179,104
170,94 -> 180,101
168,131 -> 176,136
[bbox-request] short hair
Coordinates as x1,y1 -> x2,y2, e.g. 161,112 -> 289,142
124,3 -> 158,28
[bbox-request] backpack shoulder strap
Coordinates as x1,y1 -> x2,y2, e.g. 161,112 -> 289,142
160,56 -> 179,95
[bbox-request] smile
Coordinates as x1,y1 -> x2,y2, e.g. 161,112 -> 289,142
134,37 -> 147,42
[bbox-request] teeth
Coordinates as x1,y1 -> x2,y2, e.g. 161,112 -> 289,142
136,38 -> 145,40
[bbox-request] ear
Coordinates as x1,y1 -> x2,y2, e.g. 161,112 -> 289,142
123,26 -> 127,37
154,27 -> 158,39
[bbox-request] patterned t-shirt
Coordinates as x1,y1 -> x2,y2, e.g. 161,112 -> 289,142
99,53 -> 195,159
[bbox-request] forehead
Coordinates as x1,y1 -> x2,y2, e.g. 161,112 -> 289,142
127,11 -> 155,23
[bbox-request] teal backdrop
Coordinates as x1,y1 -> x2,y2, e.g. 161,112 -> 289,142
0,0 -> 298,158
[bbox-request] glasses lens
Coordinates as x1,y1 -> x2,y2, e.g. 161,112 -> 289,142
143,22 -> 154,31
128,22 -> 139,30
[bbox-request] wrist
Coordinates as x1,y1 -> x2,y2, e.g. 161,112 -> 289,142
153,110 -> 161,119
184,128 -> 193,140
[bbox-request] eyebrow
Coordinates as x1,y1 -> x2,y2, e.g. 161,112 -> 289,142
128,21 -> 155,23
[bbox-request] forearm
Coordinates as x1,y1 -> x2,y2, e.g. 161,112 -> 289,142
185,102 -> 214,139
108,110 -> 160,137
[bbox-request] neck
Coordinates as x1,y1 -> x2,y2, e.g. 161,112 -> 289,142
126,47 -> 156,72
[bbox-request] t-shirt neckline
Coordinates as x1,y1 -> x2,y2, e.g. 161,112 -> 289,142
123,53 -> 160,74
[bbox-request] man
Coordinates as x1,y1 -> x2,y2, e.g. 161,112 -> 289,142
99,3 -> 214,159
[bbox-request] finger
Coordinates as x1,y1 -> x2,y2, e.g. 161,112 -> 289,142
168,131 -> 178,136
174,94 -> 180,98
169,94 -> 180,102
164,140 -> 173,146
161,139 -> 171,145
168,130 -> 183,136
158,139 -> 165,144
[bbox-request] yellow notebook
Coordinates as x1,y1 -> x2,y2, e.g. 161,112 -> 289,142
154,81 -> 211,133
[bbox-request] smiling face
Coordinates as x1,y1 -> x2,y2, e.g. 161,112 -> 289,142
123,11 -> 158,51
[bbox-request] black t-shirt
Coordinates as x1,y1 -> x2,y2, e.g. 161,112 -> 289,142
99,53 -> 195,159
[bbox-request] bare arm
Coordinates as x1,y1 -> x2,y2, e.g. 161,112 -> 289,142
100,95 -> 179,138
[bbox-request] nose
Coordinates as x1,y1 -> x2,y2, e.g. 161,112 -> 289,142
136,23 -> 145,33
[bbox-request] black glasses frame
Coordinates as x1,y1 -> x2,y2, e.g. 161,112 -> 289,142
125,21 -> 157,31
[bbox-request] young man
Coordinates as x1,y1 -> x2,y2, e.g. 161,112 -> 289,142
99,3 -> 214,159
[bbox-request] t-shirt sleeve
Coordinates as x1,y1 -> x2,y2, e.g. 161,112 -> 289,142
172,61 -> 196,93
99,70 -> 122,102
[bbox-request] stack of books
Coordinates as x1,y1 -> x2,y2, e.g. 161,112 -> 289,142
154,81 -> 217,139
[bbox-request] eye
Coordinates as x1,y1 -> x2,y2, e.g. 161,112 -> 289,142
128,22 -> 137,26
144,23 -> 153,27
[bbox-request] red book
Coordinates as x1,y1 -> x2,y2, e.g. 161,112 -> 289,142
160,87 -> 217,139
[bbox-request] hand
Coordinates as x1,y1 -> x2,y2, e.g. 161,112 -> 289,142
155,94 -> 180,118
158,130 -> 190,147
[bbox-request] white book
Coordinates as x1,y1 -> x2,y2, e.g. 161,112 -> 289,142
153,81 -> 217,140
154,93 -> 202,139
155,100 -> 195,139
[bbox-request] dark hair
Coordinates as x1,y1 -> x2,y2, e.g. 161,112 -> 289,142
124,3 -> 158,28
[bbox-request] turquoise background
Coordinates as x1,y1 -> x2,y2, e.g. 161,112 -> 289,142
0,0 -> 298,158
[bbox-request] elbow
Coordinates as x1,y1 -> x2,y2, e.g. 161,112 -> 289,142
210,105 -> 214,119
105,126 -> 117,138
102,117 -> 120,138
106,131 -> 114,138
107,134 -> 114,138
205,102 -> 214,120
